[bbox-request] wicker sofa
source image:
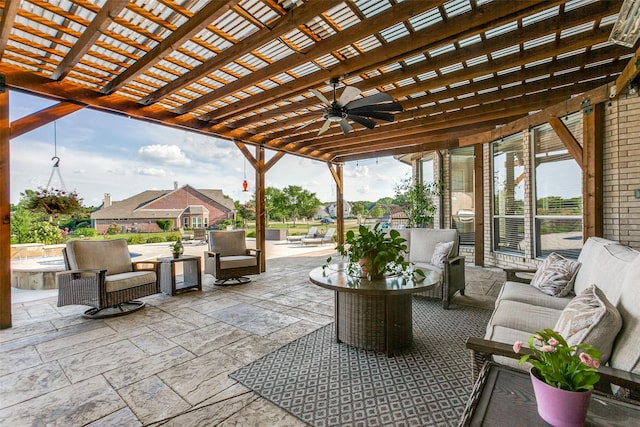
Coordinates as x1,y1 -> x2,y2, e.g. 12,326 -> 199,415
467,237 -> 640,398
396,228 -> 465,309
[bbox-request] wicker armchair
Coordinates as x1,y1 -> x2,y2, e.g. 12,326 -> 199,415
57,239 -> 161,318
204,230 -> 261,285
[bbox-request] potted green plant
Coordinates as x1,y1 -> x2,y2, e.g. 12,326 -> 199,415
172,239 -> 184,259
326,223 -> 425,280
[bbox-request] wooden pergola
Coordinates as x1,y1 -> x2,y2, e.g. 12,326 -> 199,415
2,0 -> 640,328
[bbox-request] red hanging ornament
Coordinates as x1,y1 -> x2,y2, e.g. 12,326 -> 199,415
242,179 -> 248,192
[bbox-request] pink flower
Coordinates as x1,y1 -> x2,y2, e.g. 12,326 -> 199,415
540,345 -> 556,352
534,334 -> 543,341
579,352 -> 600,369
513,341 -> 523,354
548,338 -> 559,346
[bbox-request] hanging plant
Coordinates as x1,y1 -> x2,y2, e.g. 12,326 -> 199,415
22,187 -> 84,215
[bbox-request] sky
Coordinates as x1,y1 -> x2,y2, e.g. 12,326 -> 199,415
9,91 -> 411,207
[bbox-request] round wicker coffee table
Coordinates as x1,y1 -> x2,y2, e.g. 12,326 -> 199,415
309,264 -> 441,356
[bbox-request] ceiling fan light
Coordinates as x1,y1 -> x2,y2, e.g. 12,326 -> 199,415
610,0 -> 640,47
328,115 -> 343,122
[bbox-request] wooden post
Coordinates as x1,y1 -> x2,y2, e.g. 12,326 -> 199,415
0,81 -> 11,329
327,162 -> 344,245
583,102 -> 603,239
255,145 -> 266,272
474,143 -> 484,267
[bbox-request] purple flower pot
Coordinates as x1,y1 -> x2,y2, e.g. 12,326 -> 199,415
530,368 -> 591,427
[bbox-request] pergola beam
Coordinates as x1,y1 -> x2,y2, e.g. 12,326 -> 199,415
51,0 -> 128,81
104,0 -> 242,94
10,102 -> 84,138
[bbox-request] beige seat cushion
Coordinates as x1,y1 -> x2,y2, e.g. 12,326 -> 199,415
497,281 -> 573,310
105,271 -> 157,293
220,255 -> 258,269
554,284 -> 622,363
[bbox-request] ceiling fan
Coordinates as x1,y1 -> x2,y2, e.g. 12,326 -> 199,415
310,77 -> 402,135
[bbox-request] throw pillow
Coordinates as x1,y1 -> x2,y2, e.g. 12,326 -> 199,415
554,284 -> 622,363
431,241 -> 454,266
529,252 -> 581,297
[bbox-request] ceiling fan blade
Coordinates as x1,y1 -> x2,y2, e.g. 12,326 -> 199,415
318,119 -> 332,135
296,118 -> 318,131
348,114 -> 377,129
339,118 -> 353,135
338,86 -> 361,106
310,89 -> 331,106
345,92 -> 393,109
348,102 -> 403,114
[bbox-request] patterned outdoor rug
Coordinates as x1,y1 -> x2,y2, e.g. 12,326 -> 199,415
230,298 -> 491,427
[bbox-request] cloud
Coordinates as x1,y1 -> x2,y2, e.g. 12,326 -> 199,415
136,167 -> 167,176
137,144 -> 191,166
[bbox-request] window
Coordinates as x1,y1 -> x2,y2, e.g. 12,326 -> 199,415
192,217 -> 202,228
204,217 -> 208,228
421,156 -> 434,186
533,115 -> 582,259
492,133 -> 525,255
183,217 -> 189,227
450,147 -> 475,245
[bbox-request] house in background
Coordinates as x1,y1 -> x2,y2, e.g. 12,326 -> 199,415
91,183 -> 235,234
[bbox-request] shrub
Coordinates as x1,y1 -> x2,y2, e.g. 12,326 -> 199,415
146,236 -> 165,243
26,221 -> 63,245
106,223 -> 122,235
74,227 -> 97,237
10,208 -> 31,244
156,219 -> 173,231
166,232 -> 180,242
126,235 -> 148,245
246,230 -> 256,238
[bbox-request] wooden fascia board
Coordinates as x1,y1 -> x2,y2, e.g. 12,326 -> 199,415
548,116 -> 583,166
139,0 -> 342,105
52,0 -> 128,81
332,140 -> 459,163
459,84 -> 611,146
197,0 -> 548,121
10,101 -> 84,138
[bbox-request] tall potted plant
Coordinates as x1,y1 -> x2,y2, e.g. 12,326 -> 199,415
394,177 -> 441,228
326,223 -> 424,280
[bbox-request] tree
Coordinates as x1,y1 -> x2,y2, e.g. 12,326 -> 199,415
10,208 -> 32,243
282,185 -> 321,222
264,187 -> 288,222
394,176 -> 441,228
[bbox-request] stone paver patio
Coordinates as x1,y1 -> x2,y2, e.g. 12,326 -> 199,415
2,241 -> 504,426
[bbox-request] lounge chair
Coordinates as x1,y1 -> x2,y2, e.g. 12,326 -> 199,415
57,239 -> 161,318
193,228 -> 207,244
204,230 -> 261,285
286,226 -> 319,243
301,227 -> 336,246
